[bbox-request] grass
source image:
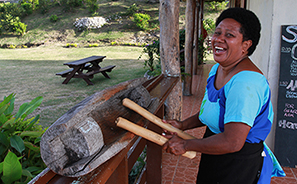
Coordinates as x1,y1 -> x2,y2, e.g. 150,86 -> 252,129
0,44 -> 146,127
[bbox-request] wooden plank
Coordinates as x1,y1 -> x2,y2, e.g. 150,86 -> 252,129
106,155 -> 128,184
28,168 -> 56,184
56,68 -> 73,76
64,56 -> 106,66
136,166 -> 146,184
56,63 -> 92,77
85,65 -> 116,76
127,137 -> 147,171
146,105 -> 163,184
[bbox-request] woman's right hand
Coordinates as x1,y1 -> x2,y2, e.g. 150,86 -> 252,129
162,119 -> 183,130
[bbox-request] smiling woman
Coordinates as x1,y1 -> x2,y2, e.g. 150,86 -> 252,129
162,7 -> 285,184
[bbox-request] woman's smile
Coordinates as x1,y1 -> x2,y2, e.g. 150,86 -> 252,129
214,46 -> 226,54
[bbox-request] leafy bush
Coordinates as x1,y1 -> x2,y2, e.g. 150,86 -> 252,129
85,0 -> 98,13
66,43 -> 78,47
88,43 -> 99,47
110,41 -> 118,46
8,44 -> 16,49
14,21 -> 27,36
138,40 -> 160,76
139,29 -> 207,78
133,13 -> 150,31
39,0 -> 52,14
0,94 -> 47,184
21,0 -> 39,10
61,0 -> 83,11
0,2 -> 25,18
205,1 -> 228,12
125,3 -> 138,16
0,3 -> 27,36
21,2 -> 33,15
50,14 -> 59,22
203,18 -> 215,35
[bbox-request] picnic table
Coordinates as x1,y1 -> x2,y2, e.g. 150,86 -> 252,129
56,56 -> 116,85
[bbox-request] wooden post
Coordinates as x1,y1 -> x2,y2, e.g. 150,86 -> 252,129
159,0 -> 182,120
183,0 -> 196,96
198,0 -> 204,65
193,0 -> 199,75
229,0 -> 246,8
106,155 -> 128,184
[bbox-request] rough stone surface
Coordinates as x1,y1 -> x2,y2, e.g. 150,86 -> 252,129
74,17 -> 107,31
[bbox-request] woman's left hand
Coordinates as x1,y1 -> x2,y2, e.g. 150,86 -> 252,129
163,133 -> 187,156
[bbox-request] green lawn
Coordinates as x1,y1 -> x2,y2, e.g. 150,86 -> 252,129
0,45 -> 146,127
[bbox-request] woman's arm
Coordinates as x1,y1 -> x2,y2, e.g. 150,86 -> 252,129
163,122 -> 251,155
163,112 -> 205,131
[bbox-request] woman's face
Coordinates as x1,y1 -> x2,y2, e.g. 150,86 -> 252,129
211,18 -> 250,66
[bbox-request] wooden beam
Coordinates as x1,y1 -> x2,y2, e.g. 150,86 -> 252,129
159,0 -> 182,120
198,0 -> 204,65
183,0 -> 196,96
229,0 -> 246,8
193,0 -> 199,75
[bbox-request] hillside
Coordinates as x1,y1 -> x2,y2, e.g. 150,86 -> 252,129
0,0 -> 188,47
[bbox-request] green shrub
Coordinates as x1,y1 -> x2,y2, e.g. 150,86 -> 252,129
0,94 -> 47,184
138,40 -> 160,76
50,14 -> 59,22
39,0 -> 52,14
88,43 -> 99,47
85,0 -> 98,13
8,44 -> 16,49
205,1 -> 228,12
0,3 -> 27,36
21,2 -> 33,15
66,43 -> 78,47
0,2 -> 25,18
203,18 -> 215,35
133,13 -> 150,31
21,0 -> 39,10
138,29 -> 206,77
125,3 -> 138,16
61,0 -> 83,11
110,41 -> 118,46
14,21 -> 27,36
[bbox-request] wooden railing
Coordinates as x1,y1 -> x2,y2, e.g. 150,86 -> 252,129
29,75 -> 179,184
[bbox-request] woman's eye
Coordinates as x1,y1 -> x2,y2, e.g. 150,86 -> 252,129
226,33 -> 234,37
214,31 -> 220,35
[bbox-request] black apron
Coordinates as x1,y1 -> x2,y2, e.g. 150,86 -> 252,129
196,127 -> 264,184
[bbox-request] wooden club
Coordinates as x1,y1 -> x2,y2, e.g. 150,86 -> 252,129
115,117 -> 196,159
122,98 -> 197,140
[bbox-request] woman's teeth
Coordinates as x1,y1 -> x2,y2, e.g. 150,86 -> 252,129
215,46 -> 225,53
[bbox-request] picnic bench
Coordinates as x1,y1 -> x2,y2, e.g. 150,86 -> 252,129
56,56 -> 116,85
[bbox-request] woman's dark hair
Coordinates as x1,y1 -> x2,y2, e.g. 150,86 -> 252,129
216,8 -> 261,56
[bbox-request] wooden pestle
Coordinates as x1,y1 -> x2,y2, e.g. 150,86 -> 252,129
115,117 -> 196,159
122,98 -> 197,140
